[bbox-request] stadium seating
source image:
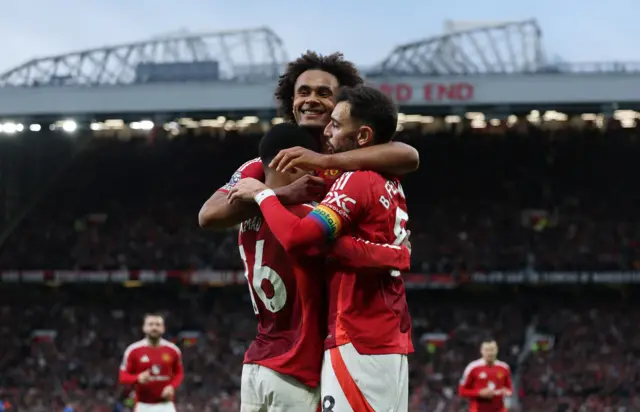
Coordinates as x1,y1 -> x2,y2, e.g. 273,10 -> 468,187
1,125 -> 640,411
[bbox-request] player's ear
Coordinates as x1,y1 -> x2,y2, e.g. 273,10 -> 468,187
356,125 -> 374,147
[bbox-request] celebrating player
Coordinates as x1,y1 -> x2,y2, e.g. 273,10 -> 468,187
239,123 -> 411,412
229,85 -> 413,412
119,314 -> 184,412
459,339 -> 513,412
198,51 -> 419,231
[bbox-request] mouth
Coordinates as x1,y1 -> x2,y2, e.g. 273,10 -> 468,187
300,108 -> 325,119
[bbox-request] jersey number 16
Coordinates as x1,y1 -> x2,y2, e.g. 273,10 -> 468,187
239,240 -> 287,314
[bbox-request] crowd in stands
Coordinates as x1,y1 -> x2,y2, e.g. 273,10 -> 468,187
1,124 -> 640,411
3,125 -> 640,273
1,284 -> 638,411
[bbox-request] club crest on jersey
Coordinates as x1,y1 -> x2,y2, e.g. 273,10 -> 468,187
324,191 -> 356,214
162,353 -> 172,363
323,169 -> 340,177
497,371 -> 503,378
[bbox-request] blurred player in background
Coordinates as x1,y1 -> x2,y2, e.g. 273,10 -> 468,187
119,314 -> 184,412
238,123 -> 411,411
229,85 -> 413,412
459,339 -> 513,412
198,51 -> 419,231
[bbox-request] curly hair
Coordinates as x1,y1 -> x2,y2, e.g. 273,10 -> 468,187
274,51 -> 364,122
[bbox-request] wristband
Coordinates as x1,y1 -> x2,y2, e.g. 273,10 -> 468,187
254,189 -> 276,206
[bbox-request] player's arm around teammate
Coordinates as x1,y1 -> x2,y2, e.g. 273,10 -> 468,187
198,51 -> 418,232
199,141 -> 417,231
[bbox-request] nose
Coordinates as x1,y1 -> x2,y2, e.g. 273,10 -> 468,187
323,122 -> 332,138
305,93 -> 321,106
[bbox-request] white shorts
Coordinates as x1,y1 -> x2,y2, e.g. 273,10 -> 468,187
241,363 -> 320,412
320,343 -> 408,412
134,402 -> 176,412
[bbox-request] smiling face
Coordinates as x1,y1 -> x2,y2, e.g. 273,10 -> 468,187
292,70 -> 340,128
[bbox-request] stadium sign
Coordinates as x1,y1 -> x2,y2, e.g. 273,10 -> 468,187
378,82 -> 475,103
2,73 -> 640,117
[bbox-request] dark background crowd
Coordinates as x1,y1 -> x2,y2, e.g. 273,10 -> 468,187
1,122 -> 640,411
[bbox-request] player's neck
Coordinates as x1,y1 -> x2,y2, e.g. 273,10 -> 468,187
264,172 -> 291,190
146,337 -> 161,346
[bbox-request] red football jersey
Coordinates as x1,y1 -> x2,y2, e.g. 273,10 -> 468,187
458,359 -> 513,412
239,204 -> 326,387
217,157 -> 265,195
313,171 -> 413,355
239,201 -> 411,387
119,338 -> 184,404
216,157 -> 343,195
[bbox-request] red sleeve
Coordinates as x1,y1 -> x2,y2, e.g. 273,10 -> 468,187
257,172 -> 369,253
329,236 -> 411,271
168,349 -> 184,389
458,365 -> 481,398
216,158 -> 265,194
504,367 -> 513,395
118,348 -> 138,385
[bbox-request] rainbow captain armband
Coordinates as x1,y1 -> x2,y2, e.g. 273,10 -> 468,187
308,205 -> 343,240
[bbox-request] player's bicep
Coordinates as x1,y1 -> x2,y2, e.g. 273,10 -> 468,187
459,367 -> 475,387
120,352 -> 133,372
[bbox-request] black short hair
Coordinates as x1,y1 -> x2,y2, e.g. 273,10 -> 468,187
481,337 -> 497,345
259,123 -> 321,165
275,51 -> 364,123
337,85 -> 398,145
144,313 -> 163,321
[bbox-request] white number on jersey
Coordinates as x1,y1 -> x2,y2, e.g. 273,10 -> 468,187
390,207 -> 409,277
239,239 -> 288,313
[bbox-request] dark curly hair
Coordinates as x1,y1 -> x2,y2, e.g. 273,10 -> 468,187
274,51 -> 364,122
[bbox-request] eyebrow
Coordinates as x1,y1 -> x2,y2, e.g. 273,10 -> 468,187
330,116 -> 341,125
296,84 -> 333,93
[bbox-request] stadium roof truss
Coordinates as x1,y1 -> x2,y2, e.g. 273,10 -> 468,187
375,19 -> 545,76
0,27 -> 289,87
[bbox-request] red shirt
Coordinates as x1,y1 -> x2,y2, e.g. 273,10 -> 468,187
239,203 -> 411,386
217,158 -> 264,194
458,358 -> 512,412
239,204 -> 325,387
256,171 -> 414,356
216,158 -> 344,195
118,339 -> 184,404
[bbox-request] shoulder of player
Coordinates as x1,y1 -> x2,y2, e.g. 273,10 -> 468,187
159,338 -> 182,355
329,170 -> 377,191
463,358 -> 487,373
495,360 -> 511,371
123,339 -> 148,358
237,157 -> 262,172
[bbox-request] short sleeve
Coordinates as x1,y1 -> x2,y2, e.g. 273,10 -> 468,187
217,158 -> 265,194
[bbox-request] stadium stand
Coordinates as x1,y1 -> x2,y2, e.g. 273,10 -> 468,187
1,123 -> 640,411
